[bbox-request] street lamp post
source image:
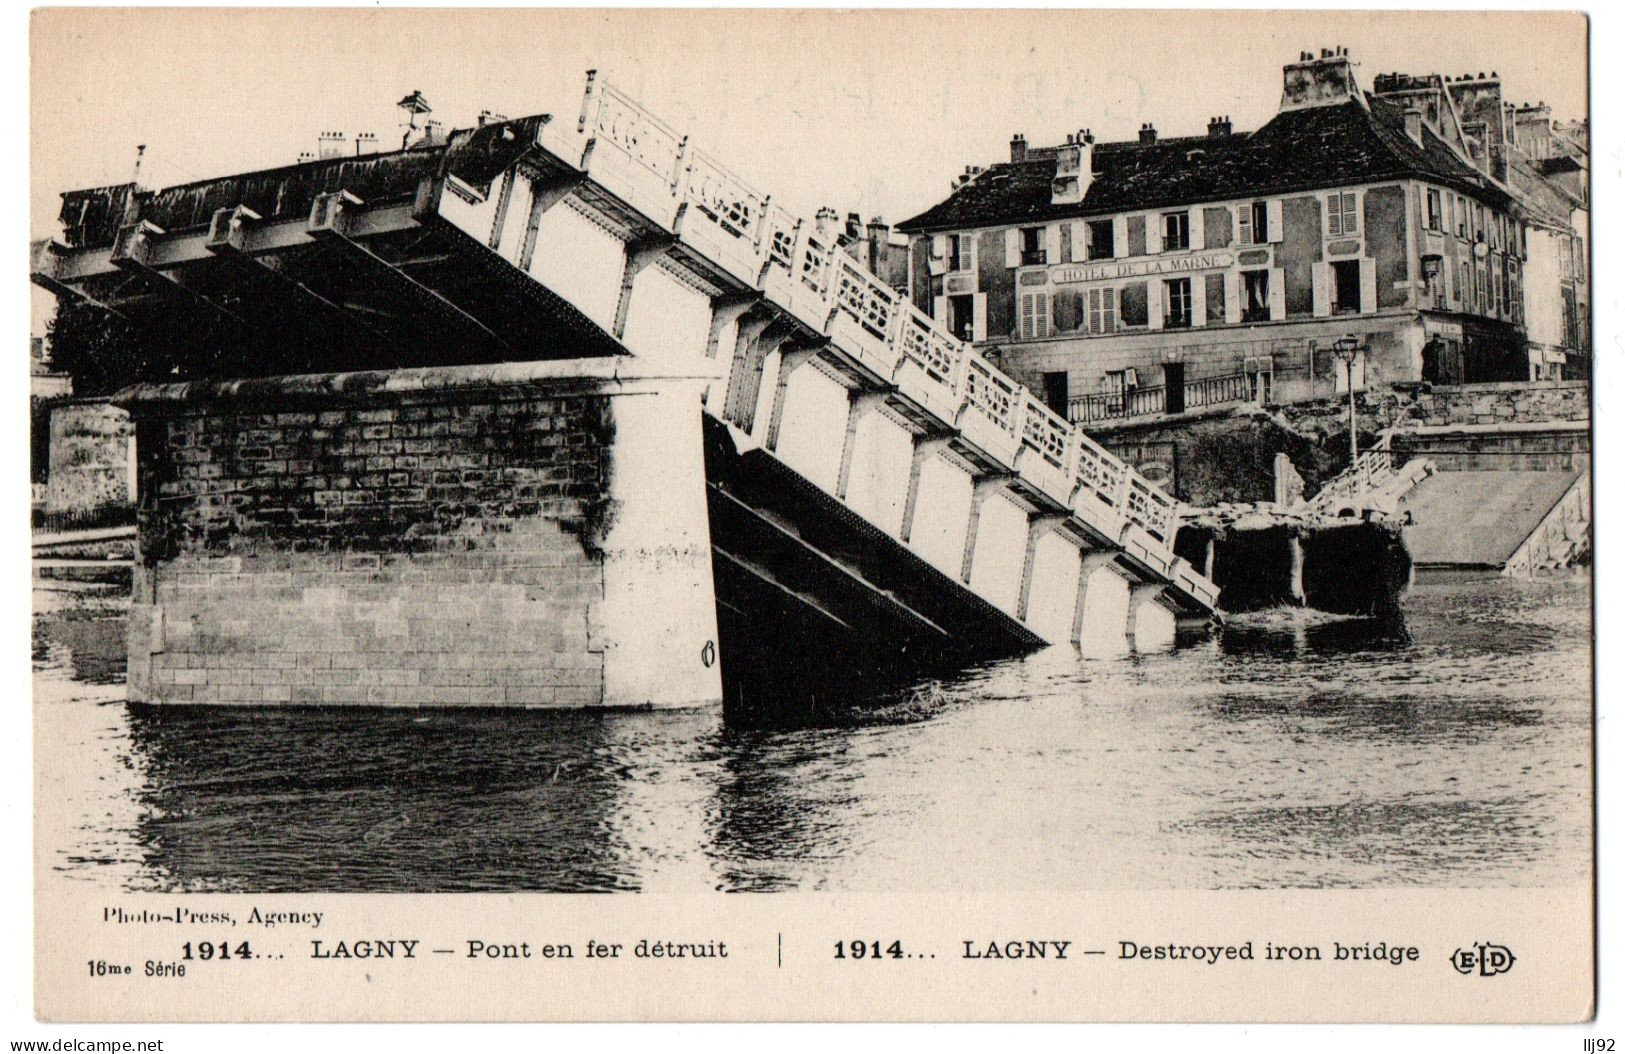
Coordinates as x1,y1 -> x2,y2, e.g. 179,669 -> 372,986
1331,335 -> 1363,466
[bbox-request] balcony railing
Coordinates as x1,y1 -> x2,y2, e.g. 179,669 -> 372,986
577,73 -> 1199,576
1070,385 -> 1166,423
1068,371 -> 1253,425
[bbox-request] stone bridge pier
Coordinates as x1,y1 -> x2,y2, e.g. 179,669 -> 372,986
122,363 -> 723,709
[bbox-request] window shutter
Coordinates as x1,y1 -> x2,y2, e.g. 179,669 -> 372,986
1325,196 -> 1340,238
934,295 -> 947,324
1004,229 -> 1020,268
1146,214 -> 1163,254
1267,199 -> 1284,243
972,293 -> 988,341
1224,271 -> 1241,324
1112,216 -> 1128,258
1190,275 -> 1206,326
1189,209 -> 1206,252
1070,221 -> 1087,262
1268,267 -> 1286,320
1359,259 -> 1377,314
1236,205 -> 1253,246
1148,281 -> 1165,330
1103,288 -> 1116,333
1312,262 -> 1331,317
928,235 -> 947,276
1045,224 -> 1062,266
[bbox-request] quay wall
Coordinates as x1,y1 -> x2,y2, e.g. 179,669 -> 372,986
1097,381 -> 1590,505
123,363 -> 722,710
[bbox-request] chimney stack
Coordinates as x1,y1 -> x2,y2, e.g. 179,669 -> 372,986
846,212 -> 863,242
1402,108 -> 1424,146
1010,133 -> 1028,163
1281,46 -> 1360,112
1208,115 -> 1233,137
1139,122 -> 1158,145
866,216 -> 890,275
354,132 -> 379,156
318,131 -> 346,161
815,206 -> 840,239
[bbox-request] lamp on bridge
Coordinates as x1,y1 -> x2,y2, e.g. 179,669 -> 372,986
1331,334 -> 1365,464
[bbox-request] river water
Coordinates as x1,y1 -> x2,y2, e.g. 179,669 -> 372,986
34,572 -> 1590,892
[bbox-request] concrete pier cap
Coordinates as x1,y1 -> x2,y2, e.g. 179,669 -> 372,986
117,356 -> 724,710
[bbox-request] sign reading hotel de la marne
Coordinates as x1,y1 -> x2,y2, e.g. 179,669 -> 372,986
1051,252 -> 1235,285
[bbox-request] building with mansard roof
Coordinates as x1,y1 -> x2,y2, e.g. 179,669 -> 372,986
896,48 -> 1579,428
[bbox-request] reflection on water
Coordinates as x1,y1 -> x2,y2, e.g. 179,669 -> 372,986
34,572 -> 1590,891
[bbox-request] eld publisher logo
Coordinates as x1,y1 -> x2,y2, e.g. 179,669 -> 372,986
1452,942 -> 1516,977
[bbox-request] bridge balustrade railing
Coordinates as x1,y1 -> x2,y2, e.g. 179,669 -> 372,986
581,78 -> 687,187
681,148 -> 767,244
1302,448 -> 1396,512
1020,391 -> 1073,472
1126,474 -> 1181,543
830,254 -> 906,379
960,354 -> 1022,437
575,73 -> 1202,593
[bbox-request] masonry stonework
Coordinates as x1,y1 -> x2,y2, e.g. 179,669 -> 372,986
46,401 -> 133,517
123,365 -> 723,710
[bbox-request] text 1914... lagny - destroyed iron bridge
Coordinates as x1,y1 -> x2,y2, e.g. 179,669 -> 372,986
33,72 -> 1224,717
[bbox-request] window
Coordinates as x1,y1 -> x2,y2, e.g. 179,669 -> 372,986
1086,220 -> 1115,260
1239,201 -> 1269,245
1331,259 -> 1361,314
1455,195 -> 1467,238
1422,255 -> 1444,304
1476,266 -> 1488,312
1101,369 -> 1138,413
1426,189 -> 1443,231
1020,226 -> 1046,267
1492,270 -> 1504,315
1242,270 -> 1271,322
1249,366 -> 1274,404
948,294 -> 975,341
1163,277 -> 1192,328
949,234 -> 974,273
1019,291 -> 1051,339
1161,211 -> 1190,252
1326,191 -> 1358,237
1459,261 -> 1470,306
1086,286 -> 1117,335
